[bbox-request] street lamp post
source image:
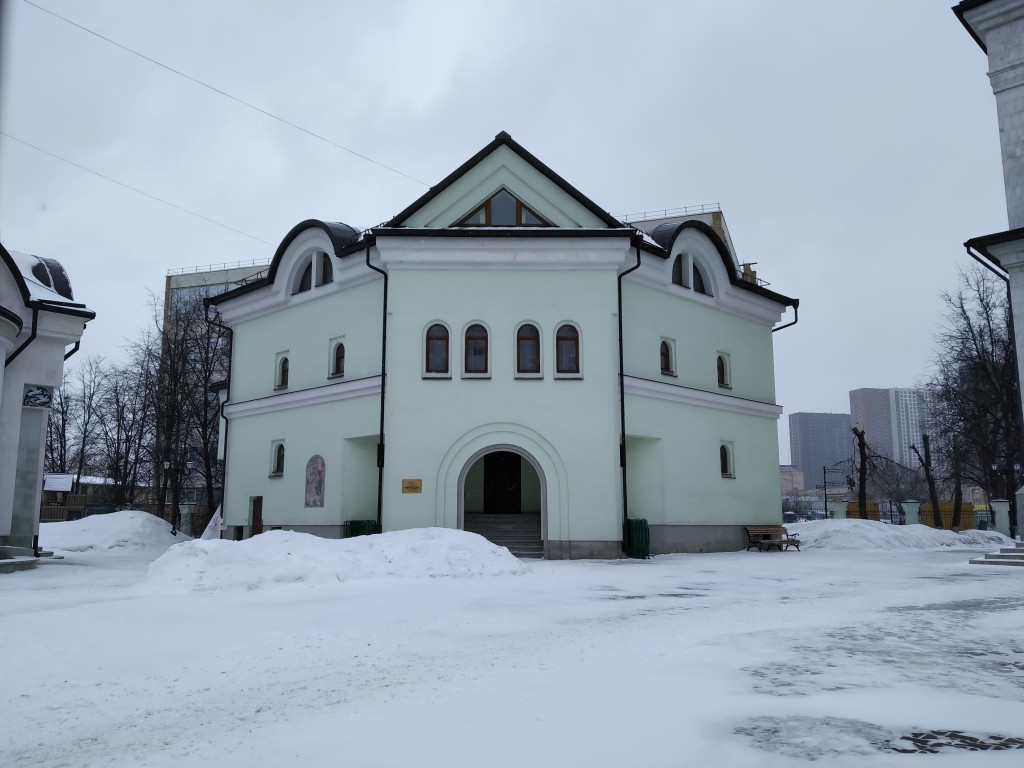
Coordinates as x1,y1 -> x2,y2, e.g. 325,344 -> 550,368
163,456 -> 195,536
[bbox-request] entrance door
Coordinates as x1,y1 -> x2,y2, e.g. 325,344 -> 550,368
250,496 -> 264,536
484,452 -> 521,514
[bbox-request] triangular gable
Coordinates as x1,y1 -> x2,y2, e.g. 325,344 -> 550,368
386,132 -> 625,230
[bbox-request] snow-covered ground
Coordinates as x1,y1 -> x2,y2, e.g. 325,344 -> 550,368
2,513 -> 1023,767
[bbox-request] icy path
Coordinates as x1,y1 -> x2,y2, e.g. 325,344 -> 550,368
1,530 -> 1023,766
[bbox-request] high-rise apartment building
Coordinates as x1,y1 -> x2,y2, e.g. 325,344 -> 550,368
788,412 -> 852,488
849,388 -> 932,467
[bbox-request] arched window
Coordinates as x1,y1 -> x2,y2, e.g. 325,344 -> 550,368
717,354 -> 729,388
672,255 -> 684,286
278,357 -> 289,389
464,324 -> 488,374
319,252 -> 333,285
273,443 -> 286,475
426,324 -> 449,374
516,324 -> 540,374
693,264 -> 710,296
556,324 -> 580,374
333,343 -> 345,377
660,341 -> 673,375
720,444 -> 733,477
296,261 -> 313,293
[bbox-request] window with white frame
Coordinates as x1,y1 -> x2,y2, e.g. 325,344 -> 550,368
516,323 -> 541,376
275,352 -> 290,390
270,441 -> 286,477
424,323 -> 451,377
717,353 -> 731,388
464,323 -> 489,376
555,323 -> 581,376
720,442 -> 734,478
329,338 -> 345,378
660,338 -> 676,376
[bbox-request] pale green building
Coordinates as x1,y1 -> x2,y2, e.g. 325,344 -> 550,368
210,133 -> 798,557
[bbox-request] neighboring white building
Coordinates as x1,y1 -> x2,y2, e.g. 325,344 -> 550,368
210,133 -> 798,557
1,243 -> 94,559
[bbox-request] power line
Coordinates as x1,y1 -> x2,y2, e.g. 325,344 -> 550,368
1,131 -> 274,245
21,0 -> 430,187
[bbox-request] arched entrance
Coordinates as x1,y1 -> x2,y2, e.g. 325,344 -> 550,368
462,448 -> 543,558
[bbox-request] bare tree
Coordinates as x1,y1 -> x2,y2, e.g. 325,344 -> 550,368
71,356 -> 107,492
927,266 -> 1021,536
45,372 -> 75,474
911,435 -> 943,529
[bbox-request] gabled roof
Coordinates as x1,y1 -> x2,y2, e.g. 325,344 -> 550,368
385,131 -> 626,229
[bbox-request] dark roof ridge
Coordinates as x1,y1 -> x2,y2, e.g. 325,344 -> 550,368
384,132 -> 625,229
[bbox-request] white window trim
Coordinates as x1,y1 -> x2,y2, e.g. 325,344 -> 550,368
328,335 -> 346,379
270,440 -> 286,477
717,351 -> 731,389
461,320 -> 492,379
671,252 -> 691,289
422,320 -> 453,379
553,321 -> 583,380
513,320 -> 544,379
274,350 -> 290,391
720,441 -> 735,479
660,337 -> 677,377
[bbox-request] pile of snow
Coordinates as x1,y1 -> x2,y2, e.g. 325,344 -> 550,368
787,518 -> 1014,550
145,527 -> 527,592
39,510 -> 188,552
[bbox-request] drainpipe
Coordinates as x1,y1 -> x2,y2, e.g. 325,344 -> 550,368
617,241 -> 643,556
771,299 -> 800,333
365,246 -> 388,532
63,341 -> 80,361
5,307 -> 39,367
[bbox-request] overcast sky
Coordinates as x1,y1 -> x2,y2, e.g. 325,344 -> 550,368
0,0 -> 1008,462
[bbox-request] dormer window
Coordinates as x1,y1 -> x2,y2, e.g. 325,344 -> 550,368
318,252 -> 333,285
297,262 -> 313,293
693,264 -> 711,296
457,189 -> 550,227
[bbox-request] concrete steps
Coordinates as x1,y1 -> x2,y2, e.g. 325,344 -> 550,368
970,541 -> 1024,567
465,513 -> 543,558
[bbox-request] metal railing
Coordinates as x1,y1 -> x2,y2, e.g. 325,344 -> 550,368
167,259 -> 270,277
618,203 -> 720,223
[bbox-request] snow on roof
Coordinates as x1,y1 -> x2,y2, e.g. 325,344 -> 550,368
8,250 -> 78,305
43,473 -> 74,492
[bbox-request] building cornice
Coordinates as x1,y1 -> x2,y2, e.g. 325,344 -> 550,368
224,375 -> 381,419
624,375 -> 782,419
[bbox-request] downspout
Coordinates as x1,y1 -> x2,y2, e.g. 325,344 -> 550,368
966,244 -> 1023,539
365,246 -> 388,532
617,241 -> 643,556
5,307 -> 39,367
771,299 -> 800,333
63,341 -> 80,361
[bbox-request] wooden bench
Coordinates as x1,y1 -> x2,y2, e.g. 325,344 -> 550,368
745,525 -> 800,552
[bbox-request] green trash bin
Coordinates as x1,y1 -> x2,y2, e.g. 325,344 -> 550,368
342,520 -> 380,538
626,518 -> 651,559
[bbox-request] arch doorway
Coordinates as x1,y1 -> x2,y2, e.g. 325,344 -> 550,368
462,449 -> 543,558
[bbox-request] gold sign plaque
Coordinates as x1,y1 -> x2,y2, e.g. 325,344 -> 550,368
402,479 -> 422,494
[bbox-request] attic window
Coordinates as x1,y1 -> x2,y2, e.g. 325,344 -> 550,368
457,189 -> 550,227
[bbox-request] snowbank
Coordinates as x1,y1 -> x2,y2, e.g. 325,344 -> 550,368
145,527 -> 527,592
39,510 -> 188,552
787,518 -> 1014,550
